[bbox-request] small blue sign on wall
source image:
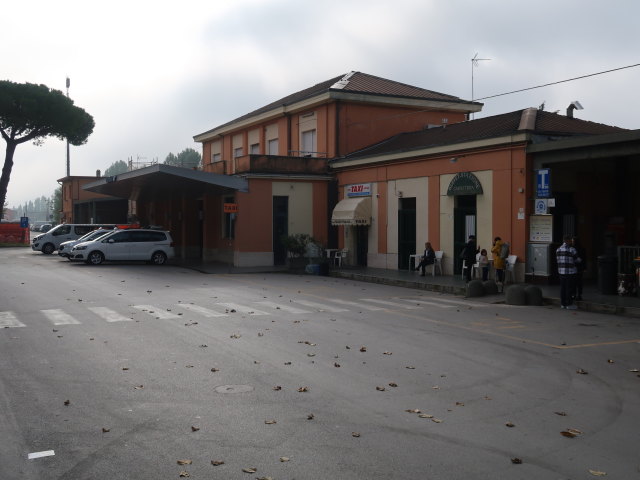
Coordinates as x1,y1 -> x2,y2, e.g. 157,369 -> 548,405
536,168 -> 551,198
20,216 -> 29,228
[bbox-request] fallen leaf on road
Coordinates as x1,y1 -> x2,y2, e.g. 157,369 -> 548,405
405,409 -> 421,414
405,366 -> 415,369
607,359 -> 614,363
351,432 -> 361,437
242,467 -> 257,473
102,427 -> 110,433
511,457 -> 523,464
576,369 -> 589,375
279,457 -> 290,462
211,368 -> 219,372
64,400 -> 70,406
376,386 -> 386,391
388,382 -> 398,387
177,460 -> 192,465
265,420 -> 277,424
199,344 -> 208,348
284,362 -> 292,365
307,353 -> 315,357
418,414 -> 433,419
179,471 -> 190,477
273,386 -> 282,391
383,351 -> 392,355
134,385 -> 144,390
230,334 -> 241,339
629,368 -> 639,373
122,367 -> 129,371
297,387 -> 309,392
560,428 -> 582,438
191,426 -> 200,432
307,414 -> 315,420
334,363 -> 341,367
431,418 -> 443,423
505,422 -> 515,428
360,346 -> 367,352
554,411 -> 567,416
211,460 -> 224,466
185,365 -> 194,368
456,402 -> 465,406
588,469 -> 606,476
432,386 -> 440,390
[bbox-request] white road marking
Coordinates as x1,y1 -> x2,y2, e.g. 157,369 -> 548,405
175,303 -> 228,317
0,311 -> 26,328
27,450 -> 55,460
329,299 -> 385,311
255,301 -> 312,314
409,297 -> 488,308
133,305 -> 182,319
398,298 -> 455,309
359,298 -> 421,309
293,300 -> 348,312
216,303 -> 269,315
88,307 -> 132,323
41,309 -> 81,325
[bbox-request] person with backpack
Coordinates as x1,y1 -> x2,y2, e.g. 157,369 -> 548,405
491,237 -> 507,284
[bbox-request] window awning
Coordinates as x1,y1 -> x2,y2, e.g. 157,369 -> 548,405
331,197 -> 371,226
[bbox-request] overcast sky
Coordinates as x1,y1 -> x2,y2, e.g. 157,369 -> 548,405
2,0 -> 639,208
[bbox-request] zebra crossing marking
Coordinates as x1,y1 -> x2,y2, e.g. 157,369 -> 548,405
408,296 -> 489,308
293,299 -> 348,313
0,311 -> 26,328
216,303 -> 269,315
401,298 -> 455,309
133,305 -> 182,319
41,309 -> 81,325
359,298 -> 421,309
328,299 -> 385,311
254,301 -> 312,314
88,307 -> 133,323
175,303 -> 228,317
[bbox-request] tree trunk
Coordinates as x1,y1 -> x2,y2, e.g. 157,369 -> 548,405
1,140 -> 17,218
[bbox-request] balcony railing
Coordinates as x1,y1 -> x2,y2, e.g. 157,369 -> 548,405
234,154 -> 329,175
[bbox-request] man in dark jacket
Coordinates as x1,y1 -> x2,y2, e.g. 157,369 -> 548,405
462,235 -> 478,283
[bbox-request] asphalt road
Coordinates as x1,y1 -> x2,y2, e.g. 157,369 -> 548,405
1,248 -> 639,480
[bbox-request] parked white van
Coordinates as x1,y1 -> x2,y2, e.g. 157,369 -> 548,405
31,224 -> 118,254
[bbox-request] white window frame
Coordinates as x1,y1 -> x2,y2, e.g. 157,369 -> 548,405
211,153 -> 221,163
250,143 -> 260,155
267,138 -> 279,155
301,129 -> 316,157
233,147 -> 243,158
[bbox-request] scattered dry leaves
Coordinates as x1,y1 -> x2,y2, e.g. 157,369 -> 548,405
273,386 -> 282,391
576,369 -> 589,375
388,382 -> 398,388
505,422 -> 515,428
242,467 -> 257,473
359,346 -> 367,352
376,386 -> 386,391
265,419 -> 277,425
511,457 -> 523,464
191,426 -> 200,432
351,432 -> 361,437
211,460 -> 224,466
588,469 -> 607,476
297,387 -> 309,392
177,459 -> 192,465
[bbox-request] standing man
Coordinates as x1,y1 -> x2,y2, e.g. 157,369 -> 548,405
462,235 -> 478,283
556,234 -> 580,310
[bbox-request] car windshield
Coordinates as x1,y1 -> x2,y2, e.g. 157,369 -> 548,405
81,230 -> 112,242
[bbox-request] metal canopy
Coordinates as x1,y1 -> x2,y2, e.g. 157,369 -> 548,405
82,164 -> 249,200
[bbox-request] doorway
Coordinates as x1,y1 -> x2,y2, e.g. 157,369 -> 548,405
273,196 -> 288,265
398,197 -> 416,269
355,226 -> 368,266
453,195 -> 476,274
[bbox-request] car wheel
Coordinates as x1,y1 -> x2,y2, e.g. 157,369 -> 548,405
86,251 -> 104,265
151,251 -> 167,265
42,243 -> 55,255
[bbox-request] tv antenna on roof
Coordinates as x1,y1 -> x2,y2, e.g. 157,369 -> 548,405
471,53 -> 490,119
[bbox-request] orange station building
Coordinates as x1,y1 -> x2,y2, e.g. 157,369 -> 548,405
81,71 -> 640,283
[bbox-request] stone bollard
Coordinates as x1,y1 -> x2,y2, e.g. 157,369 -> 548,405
524,285 -> 543,306
483,281 -> 499,295
466,279 -> 485,297
505,284 -> 526,305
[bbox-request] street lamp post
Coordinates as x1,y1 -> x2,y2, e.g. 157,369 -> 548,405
66,77 -> 70,177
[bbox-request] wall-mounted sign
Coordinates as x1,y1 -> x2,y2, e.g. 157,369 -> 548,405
529,214 -> 553,242
446,172 -> 483,196
223,203 -> 238,213
536,168 -> 551,198
346,183 -> 371,197
535,198 -> 548,214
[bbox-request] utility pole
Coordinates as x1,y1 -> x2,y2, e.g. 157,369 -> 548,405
471,53 -> 490,119
66,77 -> 70,176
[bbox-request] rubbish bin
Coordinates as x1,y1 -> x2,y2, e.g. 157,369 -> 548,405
597,255 -> 617,295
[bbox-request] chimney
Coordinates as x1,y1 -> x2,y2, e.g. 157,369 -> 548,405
518,108 -> 538,131
566,101 -> 583,118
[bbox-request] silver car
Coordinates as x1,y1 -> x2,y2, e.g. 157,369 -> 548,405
70,229 -> 175,265
58,229 -> 113,259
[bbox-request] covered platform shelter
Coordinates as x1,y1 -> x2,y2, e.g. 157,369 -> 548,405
84,164 -> 248,260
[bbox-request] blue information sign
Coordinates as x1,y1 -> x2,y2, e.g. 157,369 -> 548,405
536,168 -> 551,198
20,216 -> 29,228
